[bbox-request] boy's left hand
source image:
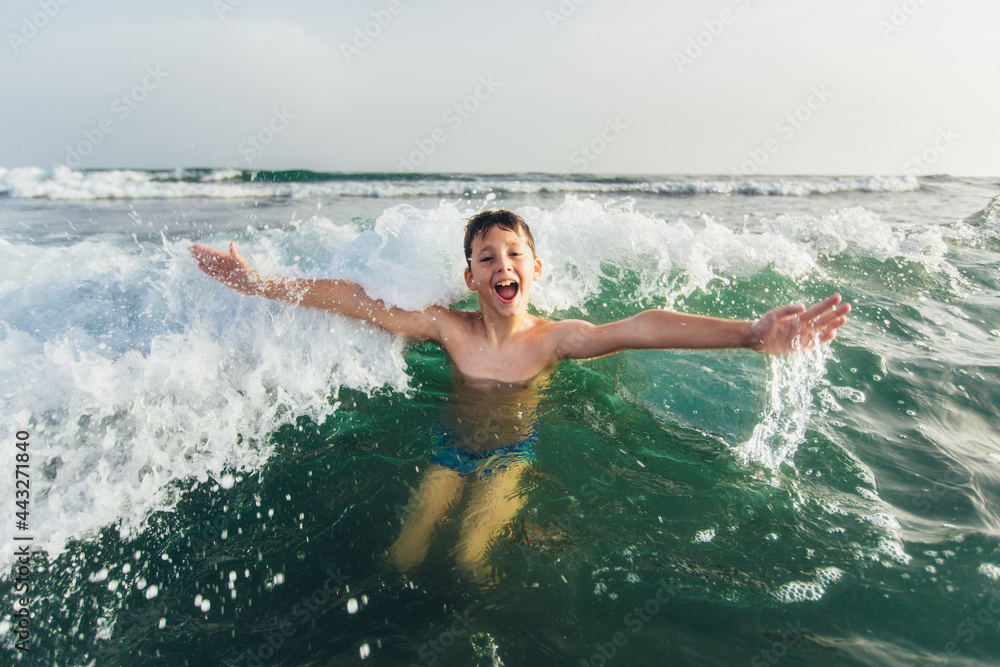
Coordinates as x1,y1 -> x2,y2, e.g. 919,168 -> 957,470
189,243 -> 264,296
749,294 -> 850,354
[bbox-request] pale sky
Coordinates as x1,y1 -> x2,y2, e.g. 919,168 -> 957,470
2,0 -> 998,175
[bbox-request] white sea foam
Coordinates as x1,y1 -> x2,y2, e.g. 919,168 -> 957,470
978,563 -> 1000,581
0,166 -> 283,200
771,566 -> 843,604
0,166 -> 920,200
764,206 -> 952,274
874,538 -> 913,566
694,528 -> 716,543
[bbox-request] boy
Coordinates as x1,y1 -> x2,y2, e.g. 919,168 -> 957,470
190,209 -> 849,575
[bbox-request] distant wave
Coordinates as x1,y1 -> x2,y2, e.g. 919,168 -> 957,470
0,166 -> 921,200
971,194 -> 1000,226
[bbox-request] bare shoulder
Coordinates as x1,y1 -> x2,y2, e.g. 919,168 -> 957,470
424,306 -> 479,339
525,317 -> 593,356
371,303 -> 465,342
429,305 -> 476,327
530,317 -> 586,336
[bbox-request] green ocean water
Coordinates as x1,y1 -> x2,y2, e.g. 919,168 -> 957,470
1,170 -> 999,665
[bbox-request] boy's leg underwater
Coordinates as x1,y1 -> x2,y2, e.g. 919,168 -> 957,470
453,459 -> 532,577
388,465 -> 464,572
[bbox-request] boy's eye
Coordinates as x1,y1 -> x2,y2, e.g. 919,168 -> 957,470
480,256 -> 493,262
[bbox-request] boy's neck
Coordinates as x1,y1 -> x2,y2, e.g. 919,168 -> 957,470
476,305 -> 533,344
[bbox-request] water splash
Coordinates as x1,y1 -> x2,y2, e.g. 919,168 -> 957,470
0,236 -> 410,567
734,342 -> 829,472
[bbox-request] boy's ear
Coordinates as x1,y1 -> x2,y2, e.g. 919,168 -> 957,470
464,266 -> 476,291
533,257 -> 542,281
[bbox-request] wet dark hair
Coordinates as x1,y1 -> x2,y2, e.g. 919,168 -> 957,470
463,209 -> 536,268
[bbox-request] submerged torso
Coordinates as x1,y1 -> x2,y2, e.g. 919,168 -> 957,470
440,367 -> 551,456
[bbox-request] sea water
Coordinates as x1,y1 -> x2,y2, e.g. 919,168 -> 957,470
1,168 -> 999,665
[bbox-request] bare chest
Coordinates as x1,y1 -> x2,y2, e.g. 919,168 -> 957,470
441,334 -> 553,384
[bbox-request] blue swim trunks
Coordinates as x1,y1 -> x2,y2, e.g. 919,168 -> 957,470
430,429 -> 538,477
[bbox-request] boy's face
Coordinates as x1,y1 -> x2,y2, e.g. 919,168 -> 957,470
464,226 -> 542,318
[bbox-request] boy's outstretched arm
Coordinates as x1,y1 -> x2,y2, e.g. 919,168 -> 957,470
554,295 -> 850,360
189,243 -> 444,340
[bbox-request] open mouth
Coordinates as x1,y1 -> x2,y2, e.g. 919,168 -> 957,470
494,279 -> 519,302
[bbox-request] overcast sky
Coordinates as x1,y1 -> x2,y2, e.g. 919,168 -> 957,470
2,0 -> 998,175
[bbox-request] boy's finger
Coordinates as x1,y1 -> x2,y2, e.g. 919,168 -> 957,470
190,245 -> 218,268
230,243 -> 248,265
773,303 -> 806,319
817,329 -> 837,345
801,294 -> 842,321
191,244 -> 227,262
812,307 -> 849,330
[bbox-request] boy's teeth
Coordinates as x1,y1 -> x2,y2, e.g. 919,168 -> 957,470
495,279 -> 519,301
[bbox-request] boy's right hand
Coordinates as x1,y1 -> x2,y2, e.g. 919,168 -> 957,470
748,294 -> 850,354
189,243 -> 264,296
